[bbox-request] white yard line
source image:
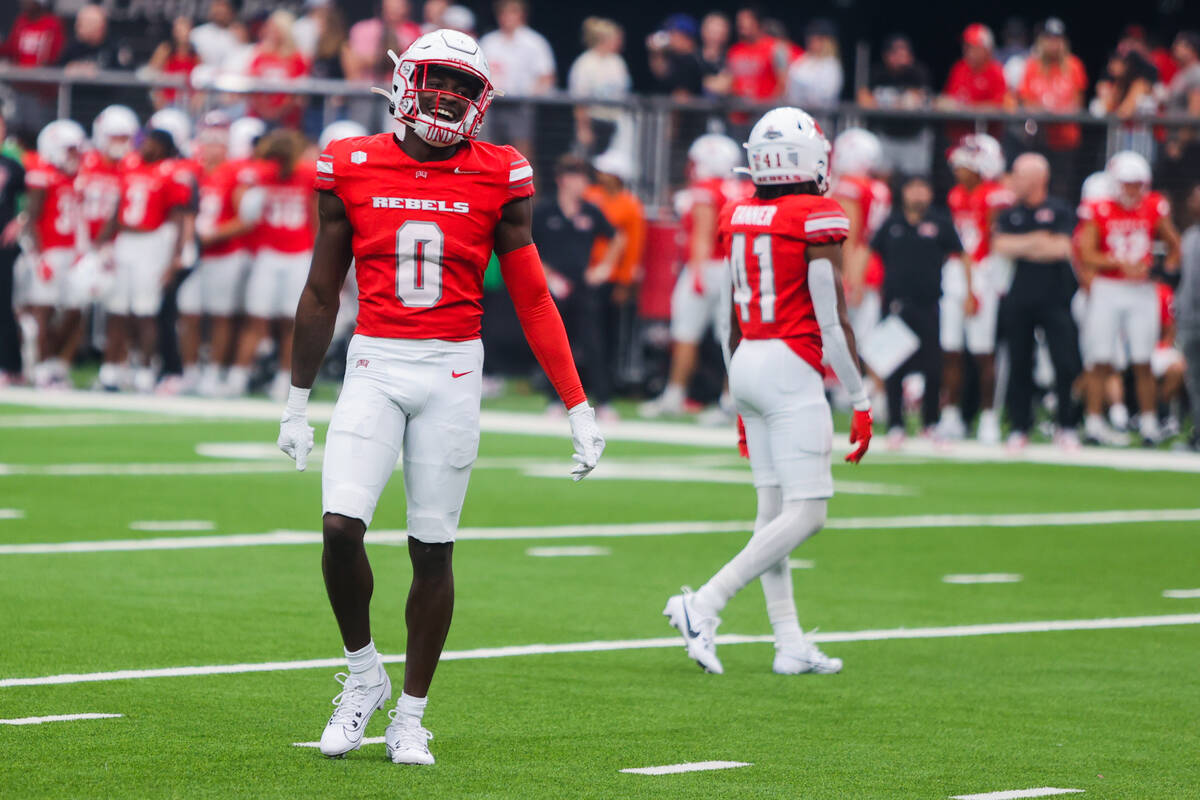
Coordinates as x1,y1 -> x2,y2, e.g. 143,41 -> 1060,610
293,736 -> 384,749
525,546 -> 611,557
0,713 -> 122,726
129,521 -> 215,532
788,559 -> 815,569
0,462 -> 295,477
3,508 -> 1198,556
1162,589 -> 1200,599
0,413 -> 186,428
0,509 -> 23,520
620,761 -> 752,775
950,789 -> 1083,800
2,613 -> 1197,689
943,574 -> 1023,584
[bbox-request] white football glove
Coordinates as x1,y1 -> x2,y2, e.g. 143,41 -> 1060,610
567,402 -> 605,481
277,386 -> 314,471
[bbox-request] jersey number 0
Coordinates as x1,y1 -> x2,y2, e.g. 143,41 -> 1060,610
395,221 -> 444,307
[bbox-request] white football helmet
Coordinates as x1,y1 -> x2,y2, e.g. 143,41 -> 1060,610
92,105 -> 139,160
741,107 -> 831,192
373,29 -> 495,147
832,128 -> 882,178
1080,171 -> 1115,202
1106,151 -> 1151,186
319,120 -> 369,151
228,117 -> 267,160
688,133 -> 742,180
949,133 -> 1005,180
36,119 -> 87,173
149,108 -> 193,157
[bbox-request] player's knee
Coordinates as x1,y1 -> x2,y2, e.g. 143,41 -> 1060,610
322,513 -> 366,556
408,537 -> 453,578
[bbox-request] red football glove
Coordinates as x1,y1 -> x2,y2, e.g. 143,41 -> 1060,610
845,408 -> 873,464
736,415 -> 749,459
690,266 -> 705,295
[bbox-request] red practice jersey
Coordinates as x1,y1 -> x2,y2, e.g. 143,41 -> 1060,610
25,156 -> 79,251
76,150 -> 128,242
1078,192 -> 1170,280
118,157 -> 193,232
948,179 -> 1014,261
832,173 -> 891,289
677,177 -> 752,262
248,161 -> 317,255
315,133 -> 534,341
198,161 -> 255,257
718,193 -> 850,371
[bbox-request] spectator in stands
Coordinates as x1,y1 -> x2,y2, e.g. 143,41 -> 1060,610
941,24 -> 1012,143
247,11 -> 309,128
699,11 -> 730,82
292,0 -> 327,60
190,0 -> 240,69
1092,46 -> 1158,154
997,17 -> 1031,89
441,6 -> 476,36
647,14 -> 705,100
857,34 -> 932,176
723,6 -> 789,104
420,0 -> 449,33
785,18 -> 842,109
568,18 -> 630,156
0,0 -> 67,137
1016,18 -> 1087,196
148,16 -> 199,110
480,0 -> 555,160
345,0 -> 422,85
1178,184 -> 1200,451
1158,33 -> 1200,203
59,4 -> 128,73
0,111 -> 25,384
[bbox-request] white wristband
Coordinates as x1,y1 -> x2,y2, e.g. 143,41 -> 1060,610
567,402 -> 591,417
286,385 -> 310,416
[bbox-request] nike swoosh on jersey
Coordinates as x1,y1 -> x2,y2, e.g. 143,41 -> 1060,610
451,370 -> 473,378
453,167 -> 481,174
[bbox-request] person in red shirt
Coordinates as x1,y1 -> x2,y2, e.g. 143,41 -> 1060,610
940,133 -> 1014,444
23,119 -> 84,388
722,7 -> 790,104
1077,151 -> 1181,445
79,105 -> 138,247
0,0 -> 67,137
273,30 -> 603,766
941,24 -> 1012,142
247,11 -> 310,128
148,16 -> 200,110
1017,19 -> 1087,194
663,107 -> 871,678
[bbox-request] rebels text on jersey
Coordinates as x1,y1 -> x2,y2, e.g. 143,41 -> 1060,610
1078,192 -> 1170,280
948,179 -> 1014,261
24,155 -> 79,251
676,176 -> 753,262
76,150 -> 128,242
248,160 -> 317,254
719,193 -> 850,371
118,157 -> 193,232
316,133 -> 534,341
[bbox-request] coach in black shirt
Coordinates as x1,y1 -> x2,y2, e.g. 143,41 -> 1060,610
992,153 -> 1081,443
871,175 -> 966,435
0,112 -> 26,380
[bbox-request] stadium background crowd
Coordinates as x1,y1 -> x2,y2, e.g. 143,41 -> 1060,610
1,0 -> 1199,451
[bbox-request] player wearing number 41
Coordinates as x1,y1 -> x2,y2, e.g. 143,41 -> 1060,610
275,29 -> 606,766
664,107 -> 873,676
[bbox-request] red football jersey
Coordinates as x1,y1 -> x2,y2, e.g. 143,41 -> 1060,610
948,179 -> 1014,261
197,160 -> 254,257
76,150 -> 127,241
832,174 -> 892,289
677,177 -> 752,262
118,157 -> 192,232
315,134 -> 534,341
249,160 -> 316,255
1078,191 -> 1170,280
25,156 -> 79,251
718,193 -> 850,371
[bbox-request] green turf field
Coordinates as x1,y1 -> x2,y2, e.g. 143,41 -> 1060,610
1,396 -> 1199,799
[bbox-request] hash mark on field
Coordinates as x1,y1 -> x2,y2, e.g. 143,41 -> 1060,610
788,559 -> 815,569
525,546 -> 611,557
293,736 -> 384,748
950,789 -> 1083,799
0,509 -> 23,520
620,761 -> 751,775
129,520 -> 215,532
0,713 -> 122,726
1163,589 -> 1200,599
4,613 -> 1198,688
943,573 -> 1023,584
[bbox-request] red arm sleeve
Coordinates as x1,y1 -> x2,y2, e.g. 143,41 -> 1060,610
499,243 -> 587,409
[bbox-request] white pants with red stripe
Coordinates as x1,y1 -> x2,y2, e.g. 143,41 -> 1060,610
670,260 -> 728,344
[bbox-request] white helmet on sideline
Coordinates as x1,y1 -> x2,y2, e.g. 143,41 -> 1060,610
949,133 -> 1004,180
688,133 -> 742,180
374,29 -> 495,147
319,119 -> 369,151
1080,171 -> 1115,202
1106,151 -> 1151,186
92,105 -> 139,160
37,119 -> 87,173
832,128 -> 881,178
149,108 -> 193,157
228,117 -> 267,160
741,107 -> 831,192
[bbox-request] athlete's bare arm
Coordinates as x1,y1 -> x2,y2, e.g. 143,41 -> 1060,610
1078,220 -> 1123,273
290,190 -> 354,389
495,195 -> 534,253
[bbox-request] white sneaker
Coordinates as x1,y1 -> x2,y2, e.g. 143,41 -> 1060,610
1084,416 -> 1130,447
639,387 -> 685,418
318,671 -> 392,757
976,409 -> 1001,446
1054,429 -> 1081,451
936,407 -> 966,441
132,367 -> 157,394
886,427 -> 906,450
773,640 -> 843,675
384,711 -> 434,765
663,589 -> 723,674
1006,431 -> 1029,452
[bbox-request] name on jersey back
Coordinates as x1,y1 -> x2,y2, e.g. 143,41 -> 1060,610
731,205 -> 778,226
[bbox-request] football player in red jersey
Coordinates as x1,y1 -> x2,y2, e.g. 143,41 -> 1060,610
79,105 -> 137,249
1077,151 -> 1181,445
23,120 -> 85,388
940,133 -> 1014,444
275,30 -> 605,766
663,108 -> 872,676
640,133 -> 750,419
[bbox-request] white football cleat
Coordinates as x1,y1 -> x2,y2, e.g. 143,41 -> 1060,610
976,409 -> 1001,445
936,407 -> 966,441
385,710 -> 435,765
773,640 -> 843,675
663,589 -> 723,674
318,671 -> 392,757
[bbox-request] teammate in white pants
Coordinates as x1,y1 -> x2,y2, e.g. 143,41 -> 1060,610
663,108 -> 874,675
